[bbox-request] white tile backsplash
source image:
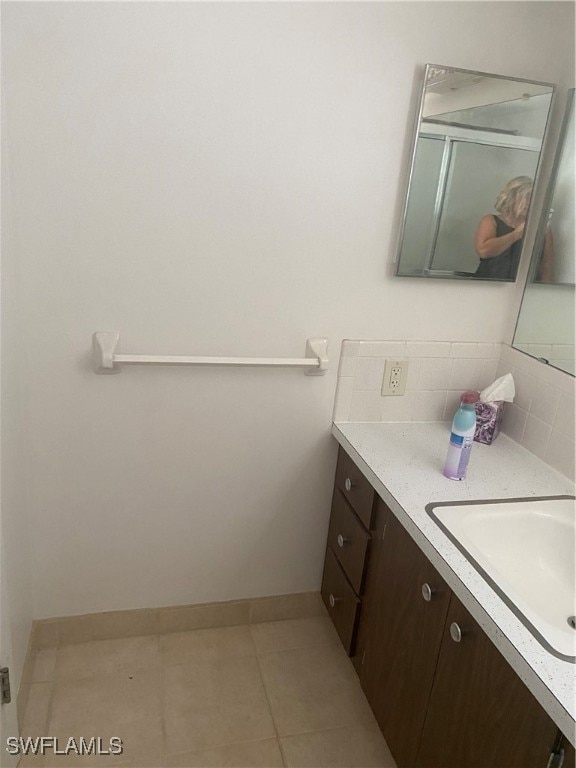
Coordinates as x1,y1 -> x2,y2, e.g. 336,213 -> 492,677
334,340 -> 575,481
358,340 -> 406,357
530,379 -> 560,424
353,356 -> 386,390
406,341 -> 451,358
509,368 -> 535,411
380,392 -> 413,422
450,358 -> 496,391
411,390 -> 447,421
349,389 -> 382,421
522,415 -> 552,461
496,346 -> 575,480
553,391 -> 575,437
332,377 -> 354,423
418,358 -> 453,390
341,340 -> 360,357
337,353 -> 357,378
544,430 -> 576,480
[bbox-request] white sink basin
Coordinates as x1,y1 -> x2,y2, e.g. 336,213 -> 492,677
427,496 -> 576,661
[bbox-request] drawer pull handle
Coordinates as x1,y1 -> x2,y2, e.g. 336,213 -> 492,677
450,622 -> 462,643
344,478 -> 356,492
337,534 -> 350,548
329,593 -> 341,608
421,583 -> 434,602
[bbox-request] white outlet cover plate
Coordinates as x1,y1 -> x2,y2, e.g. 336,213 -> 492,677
382,359 -> 408,396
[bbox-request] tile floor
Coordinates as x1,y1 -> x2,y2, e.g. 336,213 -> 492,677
19,617 -> 397,768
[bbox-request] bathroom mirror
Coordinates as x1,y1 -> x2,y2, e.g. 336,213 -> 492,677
396,64 -> 555,281
513,89 -> 575,376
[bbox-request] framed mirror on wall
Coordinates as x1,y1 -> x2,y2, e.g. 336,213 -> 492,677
514,89 -> 575,376
395,65 -> 555,281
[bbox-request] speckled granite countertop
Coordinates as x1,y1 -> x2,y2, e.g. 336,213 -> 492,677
332,421 -> 575,744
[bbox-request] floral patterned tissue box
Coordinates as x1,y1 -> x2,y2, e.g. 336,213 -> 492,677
474,401 -> 504,445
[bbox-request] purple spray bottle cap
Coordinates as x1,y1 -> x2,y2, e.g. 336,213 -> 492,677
461,390 -> 480,404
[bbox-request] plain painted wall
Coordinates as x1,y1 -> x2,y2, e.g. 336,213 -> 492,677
2,1 -> 574,619
1,98 -> 34,716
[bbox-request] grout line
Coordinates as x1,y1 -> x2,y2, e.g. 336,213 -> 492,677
155,634 -> 169,768
250,632 -> 287,767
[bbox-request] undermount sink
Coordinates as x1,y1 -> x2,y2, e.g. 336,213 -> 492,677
426,496 -> 576,662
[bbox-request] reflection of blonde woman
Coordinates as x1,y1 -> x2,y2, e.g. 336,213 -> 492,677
474,177 -> 541,280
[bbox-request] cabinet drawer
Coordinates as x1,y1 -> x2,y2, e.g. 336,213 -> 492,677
335,447 -> 375,529
321,547 -> 360,655
327,491 -> 370,594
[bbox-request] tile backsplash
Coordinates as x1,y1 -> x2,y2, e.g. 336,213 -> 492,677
513,342 -> 575,376
334,340 -> 575,482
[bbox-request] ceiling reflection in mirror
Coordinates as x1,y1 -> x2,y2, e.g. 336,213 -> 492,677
514,89 -> 575,376
396,65 -> 554,281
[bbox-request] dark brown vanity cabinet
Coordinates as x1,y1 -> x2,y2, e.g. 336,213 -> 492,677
322,446 -> 574,768
415,593 -> 562,768
357,497 -> 452,768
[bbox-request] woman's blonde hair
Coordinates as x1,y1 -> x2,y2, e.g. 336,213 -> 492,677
495,176 -> 533,221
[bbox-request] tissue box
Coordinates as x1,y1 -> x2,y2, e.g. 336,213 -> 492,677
474,401 -> 504,444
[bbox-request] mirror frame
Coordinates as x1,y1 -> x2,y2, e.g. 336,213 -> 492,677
395,63 -> 556,282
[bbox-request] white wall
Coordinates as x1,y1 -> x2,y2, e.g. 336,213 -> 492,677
2,1 -> 574,619
1,98 -> 34,720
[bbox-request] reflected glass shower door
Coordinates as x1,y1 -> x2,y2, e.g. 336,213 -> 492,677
432,141 -> 539,274
398,137 -> 445,274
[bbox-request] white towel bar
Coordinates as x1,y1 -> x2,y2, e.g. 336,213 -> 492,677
92,333 -> 328,376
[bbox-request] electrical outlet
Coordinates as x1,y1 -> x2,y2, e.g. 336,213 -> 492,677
382,359 -> 408,396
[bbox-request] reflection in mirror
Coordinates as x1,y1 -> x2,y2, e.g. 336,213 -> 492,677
396,65 -> 555,281
513,90 -> 575,376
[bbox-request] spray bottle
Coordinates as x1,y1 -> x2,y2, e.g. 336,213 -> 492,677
443,390 -> 479,481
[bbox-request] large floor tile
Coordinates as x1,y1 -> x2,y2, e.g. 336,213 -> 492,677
160,626 -> 255,668
163,655 -> 275,755
50,671 -> 161,729
258,644 -> 375,737
166,738 -> 284,767
251,617 -> 339,655
40,724 -> 165,768
32,649 -> 58,682
21,682 -> 53,734
17,724 -> 165,768
281,725 -> 397,767
55,636 -> 160,681
48,669 -> 164,766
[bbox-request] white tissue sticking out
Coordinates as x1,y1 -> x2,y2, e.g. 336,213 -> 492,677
480,373 -> 515,403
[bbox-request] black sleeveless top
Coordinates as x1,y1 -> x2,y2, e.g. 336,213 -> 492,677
474,215 -> 521,280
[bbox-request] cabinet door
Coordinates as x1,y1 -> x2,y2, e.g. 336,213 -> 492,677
416,593 -> 559,768
358,498 -> 452,768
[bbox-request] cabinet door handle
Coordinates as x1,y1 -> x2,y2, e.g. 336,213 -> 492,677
337,534 -> 350,548
329,593 -> 341,608
421,583 -> 434,602
450,622 -> 463,643
344,478 -> 356,492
